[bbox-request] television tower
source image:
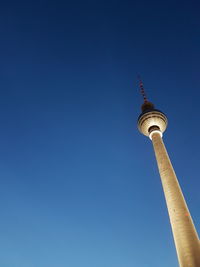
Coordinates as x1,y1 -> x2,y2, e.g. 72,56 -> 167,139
137,78 -> 200,267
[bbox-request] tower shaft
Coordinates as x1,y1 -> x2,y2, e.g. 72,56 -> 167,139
151,132 -> 200,267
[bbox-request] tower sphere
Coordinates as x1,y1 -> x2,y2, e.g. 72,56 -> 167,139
137,101 -> 168,137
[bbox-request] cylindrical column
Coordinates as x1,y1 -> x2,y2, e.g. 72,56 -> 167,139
151,131 -> 200,267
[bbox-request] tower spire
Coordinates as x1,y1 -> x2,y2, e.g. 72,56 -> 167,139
138,75 -> 148,103
137,76 -> 155,112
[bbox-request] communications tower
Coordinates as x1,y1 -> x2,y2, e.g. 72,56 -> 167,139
137,79 -> 200,267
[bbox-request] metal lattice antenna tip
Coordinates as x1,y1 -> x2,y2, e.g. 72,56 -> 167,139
137,75 -> 148,103
137,75 -> 155,112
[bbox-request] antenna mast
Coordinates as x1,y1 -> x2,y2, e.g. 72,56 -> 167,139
138,75 -> 148,103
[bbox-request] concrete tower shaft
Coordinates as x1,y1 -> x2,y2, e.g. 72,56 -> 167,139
151,131 -> 200,267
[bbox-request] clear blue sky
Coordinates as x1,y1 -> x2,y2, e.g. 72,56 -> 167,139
0,0 -> 200,266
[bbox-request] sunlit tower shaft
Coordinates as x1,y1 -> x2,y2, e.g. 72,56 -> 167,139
137,79 -> 200,267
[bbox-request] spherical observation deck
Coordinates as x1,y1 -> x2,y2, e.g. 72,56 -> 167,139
137,102 -> 168,137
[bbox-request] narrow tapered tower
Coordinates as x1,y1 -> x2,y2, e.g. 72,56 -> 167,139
137,79 -> 200,267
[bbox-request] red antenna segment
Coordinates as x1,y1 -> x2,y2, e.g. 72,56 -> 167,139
138,75 -> 148,103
